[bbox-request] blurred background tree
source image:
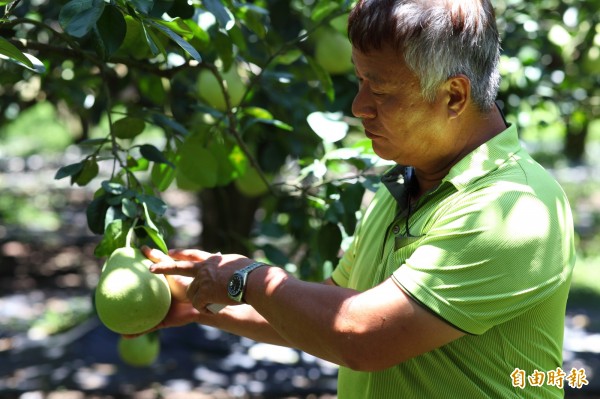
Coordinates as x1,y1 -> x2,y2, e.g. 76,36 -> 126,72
1,0 -> 599,284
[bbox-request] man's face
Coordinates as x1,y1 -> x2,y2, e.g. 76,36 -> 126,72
351,46 -> 450,169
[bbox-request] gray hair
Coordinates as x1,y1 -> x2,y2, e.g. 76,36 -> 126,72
348,0 -> 501,112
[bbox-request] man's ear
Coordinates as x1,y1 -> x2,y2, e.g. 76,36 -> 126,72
445,74 -> 470,119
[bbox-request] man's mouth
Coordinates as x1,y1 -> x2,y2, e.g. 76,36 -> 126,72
364,128 -> 380,139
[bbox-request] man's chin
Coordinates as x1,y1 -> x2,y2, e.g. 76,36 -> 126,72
371,142 -> 395,161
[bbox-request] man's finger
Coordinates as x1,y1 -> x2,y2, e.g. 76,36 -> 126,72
142,245 -> 172,263
149,260 -> 198,277
168,248 -> 214,261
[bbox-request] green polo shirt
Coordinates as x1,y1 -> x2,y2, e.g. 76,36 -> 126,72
332,125 -> 576,398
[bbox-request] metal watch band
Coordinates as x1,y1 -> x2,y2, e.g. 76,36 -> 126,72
239,261 -> 267,275
228,261 -> 267,303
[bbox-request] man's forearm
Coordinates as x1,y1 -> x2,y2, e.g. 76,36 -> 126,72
205,303 -> 294,347
243,265 -> 358,366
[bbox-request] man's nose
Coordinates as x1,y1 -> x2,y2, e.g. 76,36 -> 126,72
351,86 -> 376,119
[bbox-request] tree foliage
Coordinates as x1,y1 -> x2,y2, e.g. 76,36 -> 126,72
1,0 -> 599,279
494,0 -> 600,162
0,0 -> 375,279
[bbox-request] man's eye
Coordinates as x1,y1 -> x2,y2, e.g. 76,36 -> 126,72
371,91 -> 385,96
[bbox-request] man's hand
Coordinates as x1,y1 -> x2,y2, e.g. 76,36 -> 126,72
147,248 -> 255,313
122,247 -> 200,338
143,246 -> 192,302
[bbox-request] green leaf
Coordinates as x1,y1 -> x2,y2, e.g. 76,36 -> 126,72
138,194 -> 167,216
306,55 -> 335,101
311,1 -> 340,23
239,6 -> 267,38
55,161 -> 84,180
242,106 -> 273,119
96,5 -> 127,58
261,243 -> 289,265
317,222 -> 342,263
151,160 -> 177,191
101,180 -> 126,195
149,0 -> 174,17
73,158 -> 99,186
155,18 -> 194,39
149,20 -> 202,62
141,225 -> 168,254
208,141 -> 236,185
169,0 -> 195,19
130,0 -> 154,14
121,197 -> 139,218
0,37 -> 34,69
86,195 -> 110,235
213,31 -> 234,70
104,205 -> 126,230
140,144 -> 173,166
203,0 -> 235,30
0,50 -> 45,73
152,113 -> 188,136
141,202 -> 168,253
140,21 -> 162,56
112,116 -> 146,139
242,108 -> 293,132
307,111 -> 348,143
94,219 -> 130,257
274,49 -> 303,65
186,18 -> 210,46
59,0 -> 106,38
127,155 -> 150,172
226,24 -> 247,52
245,117 -> 293,132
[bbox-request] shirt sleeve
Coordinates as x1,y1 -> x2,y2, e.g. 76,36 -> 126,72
392,185 -> 574,335
331,227 -> 357,288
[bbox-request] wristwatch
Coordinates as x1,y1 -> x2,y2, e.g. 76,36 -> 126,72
227,261 -> 267,303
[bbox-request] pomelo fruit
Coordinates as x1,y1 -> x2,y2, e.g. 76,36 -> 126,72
330,13 -> 349,34
197,65 -> 246,111
235,167 -> 269,198
118,333 -> 160,367
95,247 -> 171,335
314,28 -> 353,75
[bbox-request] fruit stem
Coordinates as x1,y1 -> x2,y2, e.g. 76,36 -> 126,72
125,218 -> 139,248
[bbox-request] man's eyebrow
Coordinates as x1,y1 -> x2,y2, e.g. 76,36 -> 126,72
351,58 -> 389,86
361,71 -> 387,86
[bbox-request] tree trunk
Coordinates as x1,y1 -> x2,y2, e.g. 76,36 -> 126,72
564,120 -> 588,164
197,185 -> 262,256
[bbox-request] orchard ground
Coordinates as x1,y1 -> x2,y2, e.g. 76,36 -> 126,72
0,152 -> 599,398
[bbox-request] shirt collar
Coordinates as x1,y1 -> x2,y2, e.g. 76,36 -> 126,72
380,164 -> 414,206
443,124 -> 521,190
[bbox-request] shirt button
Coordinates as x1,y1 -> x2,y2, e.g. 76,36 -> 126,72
392,225 -> 400,234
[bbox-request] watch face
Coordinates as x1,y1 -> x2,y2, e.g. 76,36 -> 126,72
228,273 -> 244,298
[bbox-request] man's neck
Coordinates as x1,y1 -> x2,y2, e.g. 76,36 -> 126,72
413,106 -> 508,198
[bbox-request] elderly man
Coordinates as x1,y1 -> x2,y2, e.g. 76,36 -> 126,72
141,0 -> 576,397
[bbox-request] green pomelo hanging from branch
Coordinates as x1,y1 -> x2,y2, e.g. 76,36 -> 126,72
94,229 -> 171,335
118,333 -> 161,367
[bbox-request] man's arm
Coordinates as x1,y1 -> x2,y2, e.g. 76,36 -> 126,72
141,246 -> 344,348
244,266 -> 465,371
149,246 -> 465,372
199,277 -> 339,347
